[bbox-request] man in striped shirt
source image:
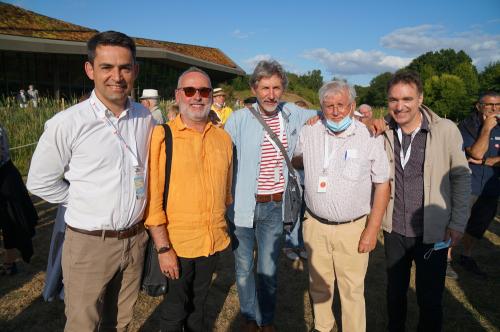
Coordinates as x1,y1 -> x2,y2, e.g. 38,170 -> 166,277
225,60 -> 316,332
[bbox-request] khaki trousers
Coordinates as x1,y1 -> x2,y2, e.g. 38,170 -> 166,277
61,227 -> 148,332
303,213 -> 369,332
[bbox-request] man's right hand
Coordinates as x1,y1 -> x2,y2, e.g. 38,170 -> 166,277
365,118 -> 387,136
158,249 -> 180,279
482,114 -> 498,133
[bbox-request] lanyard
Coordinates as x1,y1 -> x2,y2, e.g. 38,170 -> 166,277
263,111 -> 285,160
396,126 -> 420,169
90,99 -> 140,168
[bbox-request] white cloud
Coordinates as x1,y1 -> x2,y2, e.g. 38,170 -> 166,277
242,54 -> 302,74
242,54 -> 273,71
231,29 -> 254,39
302,48 -> 412,76
380,24 -> 500,68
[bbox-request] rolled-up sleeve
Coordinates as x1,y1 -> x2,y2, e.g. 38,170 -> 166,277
144,125 -> 167,227
370,136 -> 390,184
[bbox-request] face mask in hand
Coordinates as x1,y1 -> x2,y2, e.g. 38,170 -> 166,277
423,238 -> 451,260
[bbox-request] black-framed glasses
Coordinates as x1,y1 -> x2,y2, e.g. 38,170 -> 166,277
177,87 -> 212,98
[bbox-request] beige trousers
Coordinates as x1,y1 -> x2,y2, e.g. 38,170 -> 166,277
61,227 -> 148,332
303,212 -> 369,332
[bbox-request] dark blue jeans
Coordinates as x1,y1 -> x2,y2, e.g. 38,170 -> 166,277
232,201 -> 283,326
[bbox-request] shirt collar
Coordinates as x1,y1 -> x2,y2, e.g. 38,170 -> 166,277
389,110 -> 428,132
173,113 -> 214,133
90,90 -> 132,119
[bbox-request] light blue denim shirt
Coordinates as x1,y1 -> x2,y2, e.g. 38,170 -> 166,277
225,102 -> 317,228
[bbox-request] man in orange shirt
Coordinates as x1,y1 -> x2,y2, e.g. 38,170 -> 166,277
144,67 -> 233,332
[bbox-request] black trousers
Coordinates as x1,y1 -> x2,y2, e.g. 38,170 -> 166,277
159,253 -> 219,332
384,231 -> 447,332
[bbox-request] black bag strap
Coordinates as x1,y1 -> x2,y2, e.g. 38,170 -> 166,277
161,124 -> 173,210
247,105 -> 296,179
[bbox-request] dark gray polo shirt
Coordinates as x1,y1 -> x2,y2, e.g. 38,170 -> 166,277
392,113 -> 429,237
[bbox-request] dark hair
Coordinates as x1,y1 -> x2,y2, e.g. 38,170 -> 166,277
386,70 -> 423,95
87,31 -> 136,63
479,90 -> 500,102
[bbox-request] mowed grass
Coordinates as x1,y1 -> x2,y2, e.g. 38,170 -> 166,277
0,199 -> 498,332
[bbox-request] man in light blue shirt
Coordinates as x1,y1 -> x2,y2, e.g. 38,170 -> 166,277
224,60 -> 316,332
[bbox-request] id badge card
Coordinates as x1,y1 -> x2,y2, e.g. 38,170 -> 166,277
134,167 -> 146,199
317,176 -> 328,193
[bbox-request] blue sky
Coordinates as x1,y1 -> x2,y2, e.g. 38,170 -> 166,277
6,0 -> 500,86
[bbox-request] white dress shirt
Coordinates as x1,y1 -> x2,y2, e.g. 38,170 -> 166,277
27,91 -> 154,231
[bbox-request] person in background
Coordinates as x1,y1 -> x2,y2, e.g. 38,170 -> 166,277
210,88 -> 233,126
167,104 -> 179,122
140,89 -> 166,124
0,124 -> 38,276
27,84 -> 39,108
17,89 -> 28,108
281,99 -> 310,261
243,96 -> 257,109
447,91 -> 499,279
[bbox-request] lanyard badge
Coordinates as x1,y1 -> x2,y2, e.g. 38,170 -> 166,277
134,167 -> 146,200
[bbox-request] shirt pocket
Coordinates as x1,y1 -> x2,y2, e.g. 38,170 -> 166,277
342,158 -> 367,181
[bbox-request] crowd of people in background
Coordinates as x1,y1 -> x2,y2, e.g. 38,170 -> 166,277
0,30 -> 498,332
16,84 -> 39,108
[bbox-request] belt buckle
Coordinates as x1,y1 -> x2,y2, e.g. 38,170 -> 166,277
117,227 -> 130,240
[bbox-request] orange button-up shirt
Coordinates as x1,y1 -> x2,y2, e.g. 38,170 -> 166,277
144,116 -> 233,258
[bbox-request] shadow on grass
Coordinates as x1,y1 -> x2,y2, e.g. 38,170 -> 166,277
450,219 -> 500,331
138,248 -> 237,331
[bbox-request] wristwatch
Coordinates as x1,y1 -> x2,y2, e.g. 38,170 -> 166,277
156,244 -> 171,254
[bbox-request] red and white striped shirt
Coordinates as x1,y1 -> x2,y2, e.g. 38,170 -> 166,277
257,112 -> 288,194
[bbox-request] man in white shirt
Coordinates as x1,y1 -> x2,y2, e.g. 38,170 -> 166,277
27,31 -> 153,332
294,80 -> 390,332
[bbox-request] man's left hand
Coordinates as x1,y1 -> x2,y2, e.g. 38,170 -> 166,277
358,227 -> 378,253
444,228 -> 463,247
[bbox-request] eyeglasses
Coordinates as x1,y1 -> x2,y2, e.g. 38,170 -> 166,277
323,103 -> 352,112
177,87 -> 212,98
481,103 -> 500,109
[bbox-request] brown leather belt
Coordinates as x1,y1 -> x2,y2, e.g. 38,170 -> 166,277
67,222 -> 145,240
307,208 -> 366,226
255,192 -> 283,203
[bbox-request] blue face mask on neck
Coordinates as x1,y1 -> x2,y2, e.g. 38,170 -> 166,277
325,116 -> 353,132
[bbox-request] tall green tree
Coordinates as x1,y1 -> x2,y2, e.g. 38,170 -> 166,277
363,72 -> 393,107
298,70 -> 323,91
452,62 -> 479,102
424,74 -> 469,121
478,61 -> 500,92
407,49 -> 473,78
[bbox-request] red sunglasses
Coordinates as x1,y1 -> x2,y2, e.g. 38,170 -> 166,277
177,87 -> 212,98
